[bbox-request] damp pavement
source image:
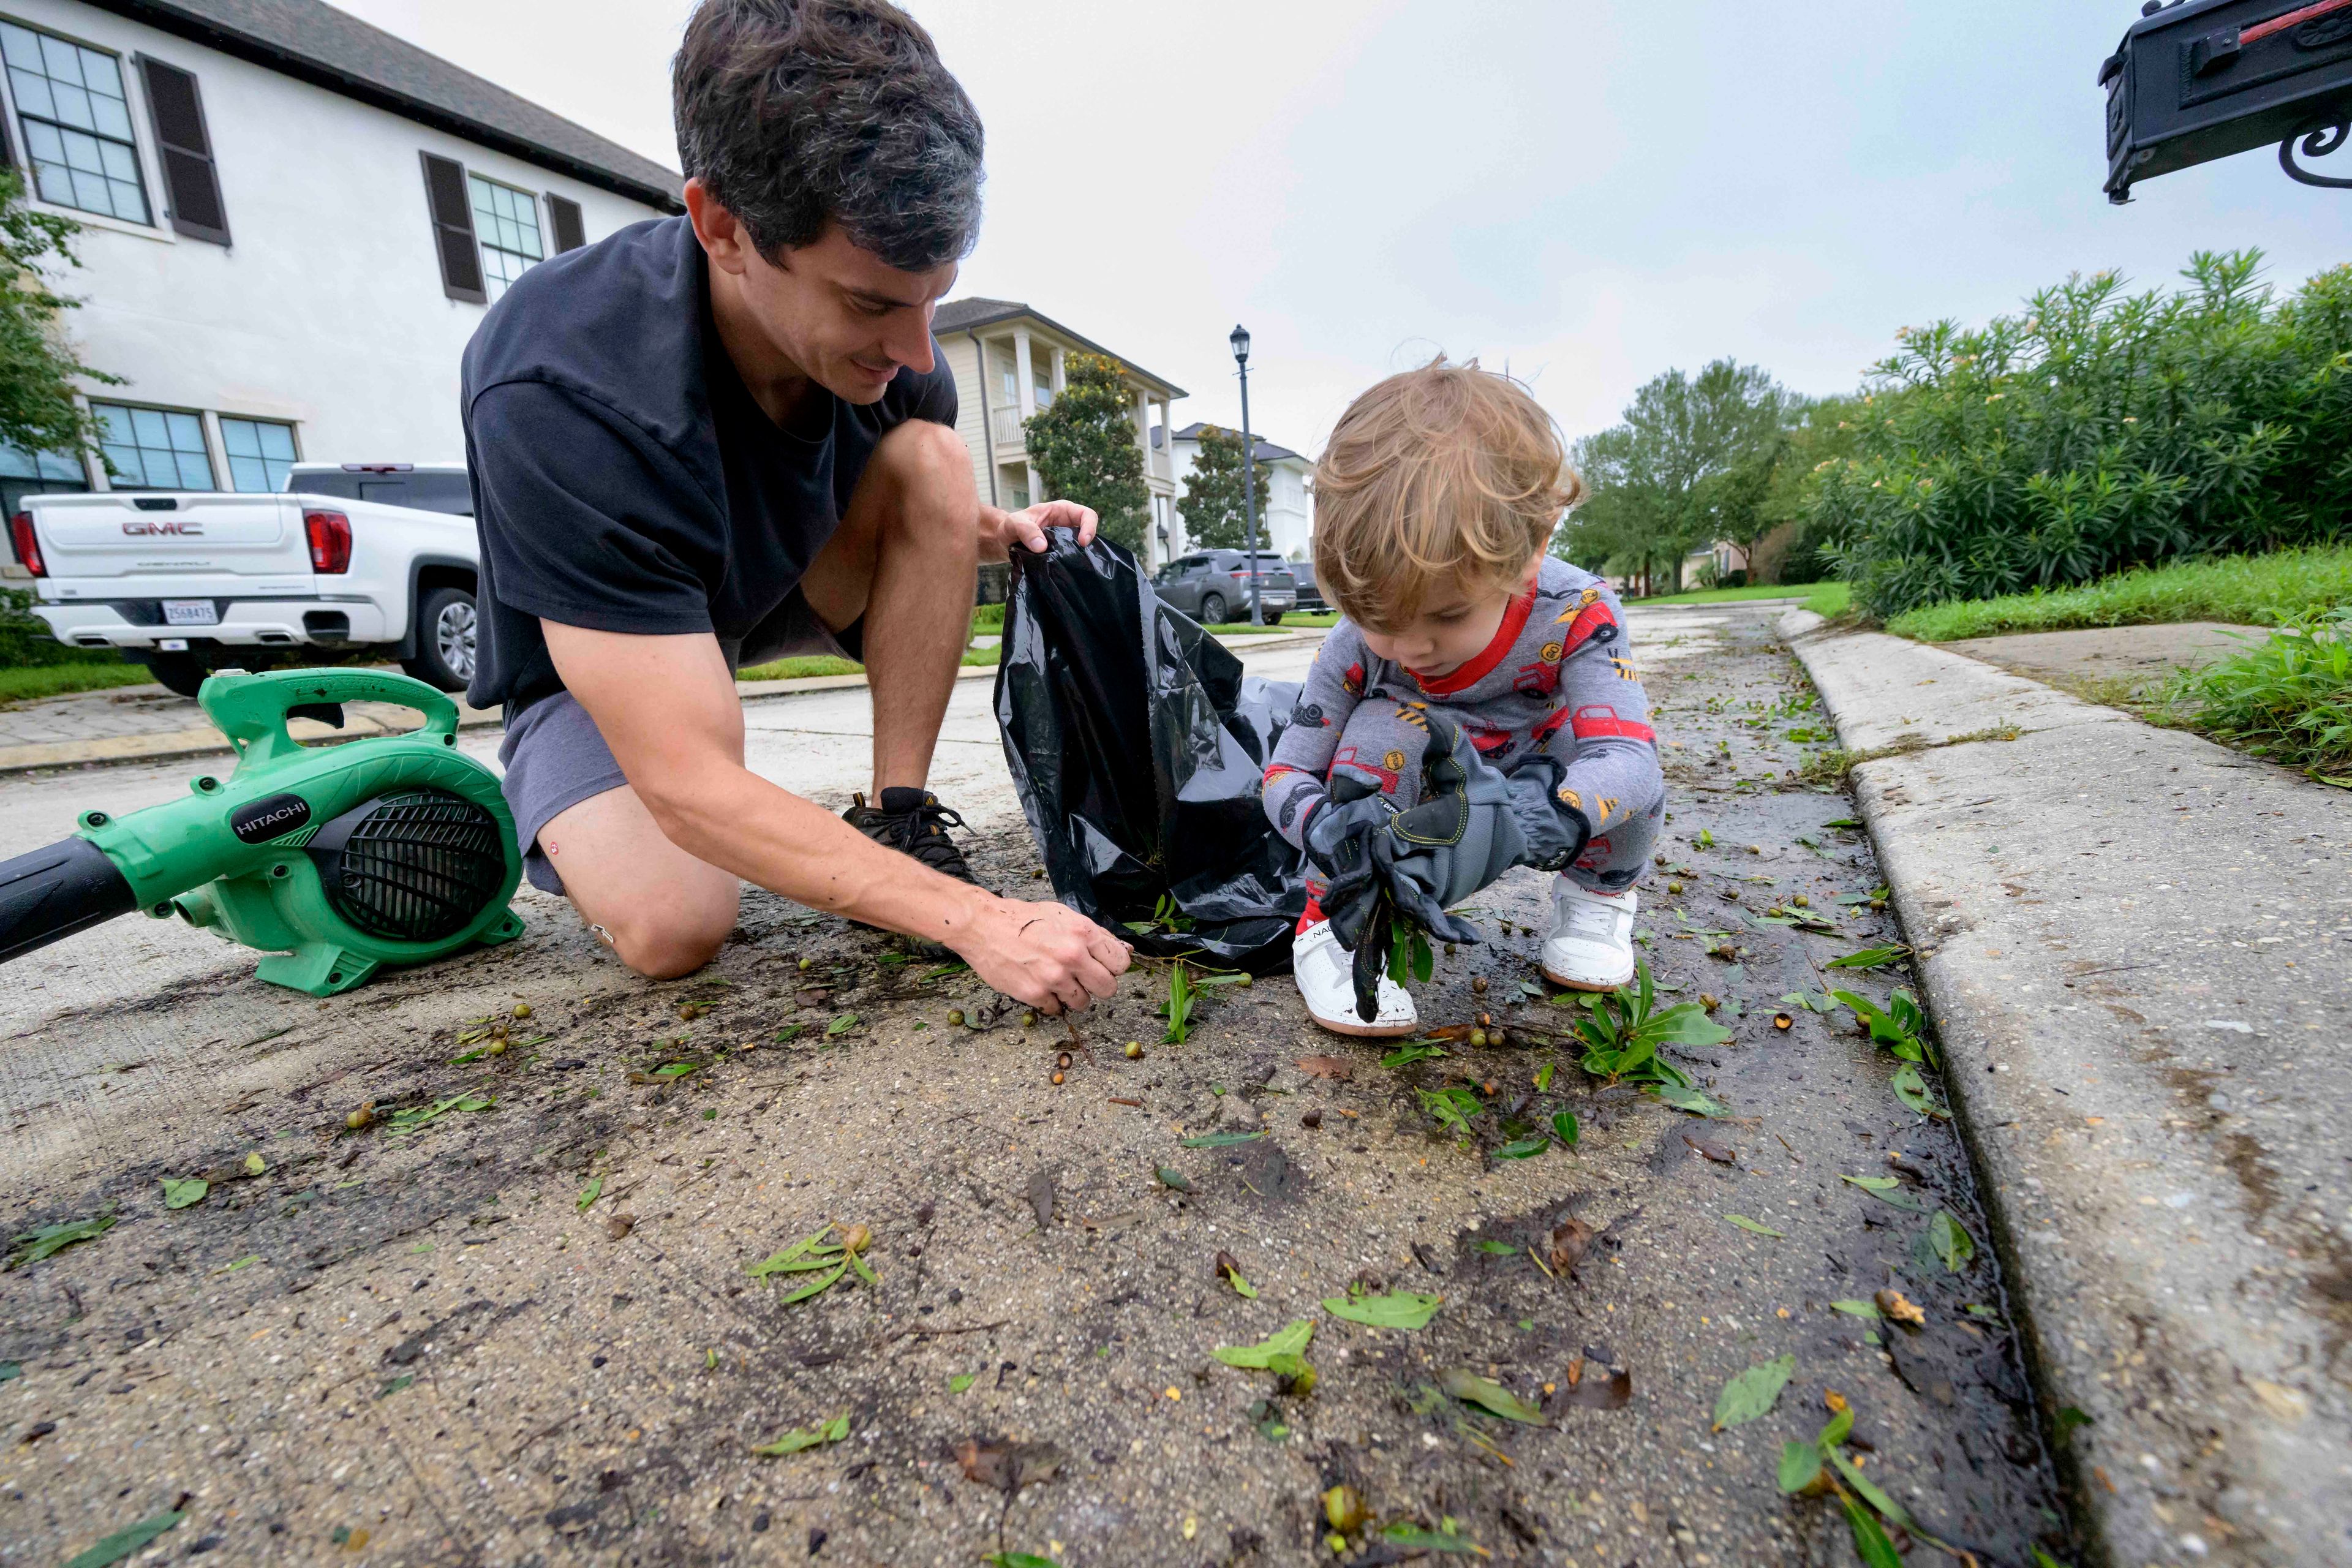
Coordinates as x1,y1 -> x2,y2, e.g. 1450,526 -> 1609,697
0,604 -> 2072,1566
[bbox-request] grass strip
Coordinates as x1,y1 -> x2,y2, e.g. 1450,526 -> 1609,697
1883,546 -> 2352,643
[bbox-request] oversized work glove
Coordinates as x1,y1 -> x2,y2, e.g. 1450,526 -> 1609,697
1302,783 -> 1394,951
1370,714 -> 1525,944
1497,754 -> 1593,873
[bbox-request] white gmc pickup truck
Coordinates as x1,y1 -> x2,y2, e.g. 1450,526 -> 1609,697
10,464 -> 480,698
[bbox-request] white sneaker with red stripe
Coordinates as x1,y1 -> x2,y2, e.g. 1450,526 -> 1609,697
1292,919 -> 1419,1038
1540,879 -> 1639,990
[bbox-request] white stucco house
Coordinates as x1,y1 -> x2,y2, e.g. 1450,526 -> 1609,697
0,0 -> 681,551
929,296 -> 1185,573
1156,421 -> 1313,562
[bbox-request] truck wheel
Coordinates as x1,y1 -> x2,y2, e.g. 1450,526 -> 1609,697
1199,592 -> 1229,626
401,586 -> 476,692
130,650 -> 209,699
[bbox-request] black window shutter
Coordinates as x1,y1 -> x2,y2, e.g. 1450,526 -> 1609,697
419,152 -> 485,303
545,193 -> 586,254
138,58 -> 229,244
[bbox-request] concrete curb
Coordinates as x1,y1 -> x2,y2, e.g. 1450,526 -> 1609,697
0,630 -> 1327,776
1778,608 -> 2352,1568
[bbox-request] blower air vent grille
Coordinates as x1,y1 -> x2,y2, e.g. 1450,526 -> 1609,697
312,790 -> 505,944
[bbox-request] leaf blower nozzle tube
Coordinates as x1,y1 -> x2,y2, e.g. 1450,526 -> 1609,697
0,837 -> 138,963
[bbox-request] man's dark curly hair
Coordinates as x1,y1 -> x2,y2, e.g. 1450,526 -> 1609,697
673,0 -> 984,272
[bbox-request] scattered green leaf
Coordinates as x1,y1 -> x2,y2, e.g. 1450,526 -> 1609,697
1840,1174 -> 1927,1213
1551,1110 -> 1580,1146
221,1254 -> 259,1272
1178,1130 -> 1265,1148
576,1177 -> 603,1213
1322,1292 -> 1442,1330
1470,1240 -> 1519,1255
824,1012 -> 859,1038
1725,1215 -> 1785,1238
1441,1367 -> 1546,1423
377,1373 -> 414,1398
1927,1209 -> 1976,1273
1713,1353 -> 1795,1430
1777,1439 -> 1825,1493
1382,1041 -> 1449,1068
1534,1061 -> 1555,1091
1826,944 -> 1909,970
160,1178 -> 208,1210
1155,1166 -> 1193,1191
242,1152 -> 266,1176
1492,1136 -> 1550,1160
1890,1062 -> 1947,1119
1653,1083 -> 1732,1118
382,1093 -> 494,1138
1162,960 -> 1198,1044
772,1023 -> 806,1044
60,1508 -> 184,1568
1842,1493 -> 1904,1568
1214,1318 -> 1316,1369
7,1212 -> 118,1269
0,1361 -> 18,1382
652,1061 -> 696,1078
1418,1085 -> 1483,1138
1378,1521 -> 1484,1553
983,1555 -> 1058,1568
752,1412 -> 850,1456
949,1373 -> 976,1393
1830,1298 -> 1881,1319
2054,1405 -> 2094,1442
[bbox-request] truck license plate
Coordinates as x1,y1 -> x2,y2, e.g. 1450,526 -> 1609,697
161,600 -> 217,626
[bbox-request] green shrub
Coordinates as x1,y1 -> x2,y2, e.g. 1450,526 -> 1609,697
1811,251 -> 2352,619
2166,606 -> 2352,780
1,584 -> 123,669
1885,546 -> 2352,641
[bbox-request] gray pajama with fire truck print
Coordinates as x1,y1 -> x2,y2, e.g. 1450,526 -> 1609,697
1262,557 -> 1665,916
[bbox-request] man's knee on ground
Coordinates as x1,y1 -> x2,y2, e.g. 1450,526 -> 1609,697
592,894 -> 737,980
875,421 -> 980,543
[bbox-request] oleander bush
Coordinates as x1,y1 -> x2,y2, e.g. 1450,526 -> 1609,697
1809,251 -> 2352,619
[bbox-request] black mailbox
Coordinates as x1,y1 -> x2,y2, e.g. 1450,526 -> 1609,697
2102,0 -> 2352,200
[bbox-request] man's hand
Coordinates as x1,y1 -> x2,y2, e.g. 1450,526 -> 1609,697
952,894 -> 1131,1014
979,499 -> 1098,560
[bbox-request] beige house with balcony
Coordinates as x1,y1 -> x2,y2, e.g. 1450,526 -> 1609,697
932,298 -> 1185,571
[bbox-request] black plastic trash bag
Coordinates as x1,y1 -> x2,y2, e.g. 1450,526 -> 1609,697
995,534 -> 1305,971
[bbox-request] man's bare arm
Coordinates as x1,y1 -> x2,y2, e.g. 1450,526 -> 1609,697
541,621 -> 1128,1011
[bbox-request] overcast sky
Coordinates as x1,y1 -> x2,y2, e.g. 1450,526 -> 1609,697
334,0 -> 2351,456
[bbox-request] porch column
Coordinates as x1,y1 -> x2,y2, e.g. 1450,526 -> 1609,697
1012,329 -> 1038,507
1134,385 -> 1155,571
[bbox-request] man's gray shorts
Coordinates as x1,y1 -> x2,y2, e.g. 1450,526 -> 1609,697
497,589 -> 861,897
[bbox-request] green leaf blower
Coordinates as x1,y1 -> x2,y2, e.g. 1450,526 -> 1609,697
0,668 -> 524,995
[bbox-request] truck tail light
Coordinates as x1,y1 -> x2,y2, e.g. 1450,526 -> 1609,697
304,508 -> 352,573
8,511 -> 43,577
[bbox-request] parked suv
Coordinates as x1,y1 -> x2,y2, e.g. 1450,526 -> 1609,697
1152,549 -> 1298,624
1289,558 -> 1327,613
12,462 -> 479,698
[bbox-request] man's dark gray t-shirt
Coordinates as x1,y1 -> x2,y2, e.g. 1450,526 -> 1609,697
459,214 -> 959,717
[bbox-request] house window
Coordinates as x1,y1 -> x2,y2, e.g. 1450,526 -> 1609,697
219,417 -> 297,492
92,403 -> 214,490
0,23 -> 149,224
995,352 -> 1017,408
468,173 -> 544,301
0,440 -> 87,529
1033,368 -> 1055,411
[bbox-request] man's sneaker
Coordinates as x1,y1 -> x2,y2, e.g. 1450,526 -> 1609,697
843,788 -> 981,886
1293,919 -> 1419,1038
1540,880 -> 1638,991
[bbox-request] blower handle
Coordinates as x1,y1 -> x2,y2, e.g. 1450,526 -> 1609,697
0,837 -> 138,963
202,668 -> 462,767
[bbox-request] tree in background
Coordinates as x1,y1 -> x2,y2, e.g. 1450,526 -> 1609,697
1177,424 -> 1270,551
1,168 -> 116,669
1553,359 -> 1795,595
0,168 -> 110,462
1024,352 -> 1148,552
1812,251 -> 2352,618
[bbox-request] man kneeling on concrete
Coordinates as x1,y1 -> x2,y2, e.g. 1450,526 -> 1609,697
461,0 -> 1128,1012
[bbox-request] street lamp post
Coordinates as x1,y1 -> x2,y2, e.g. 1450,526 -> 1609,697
1229,323 -> 1262,627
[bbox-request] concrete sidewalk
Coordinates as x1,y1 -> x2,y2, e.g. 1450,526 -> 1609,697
0,629 -> 1327,775
1781,608 -> 2352,1568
